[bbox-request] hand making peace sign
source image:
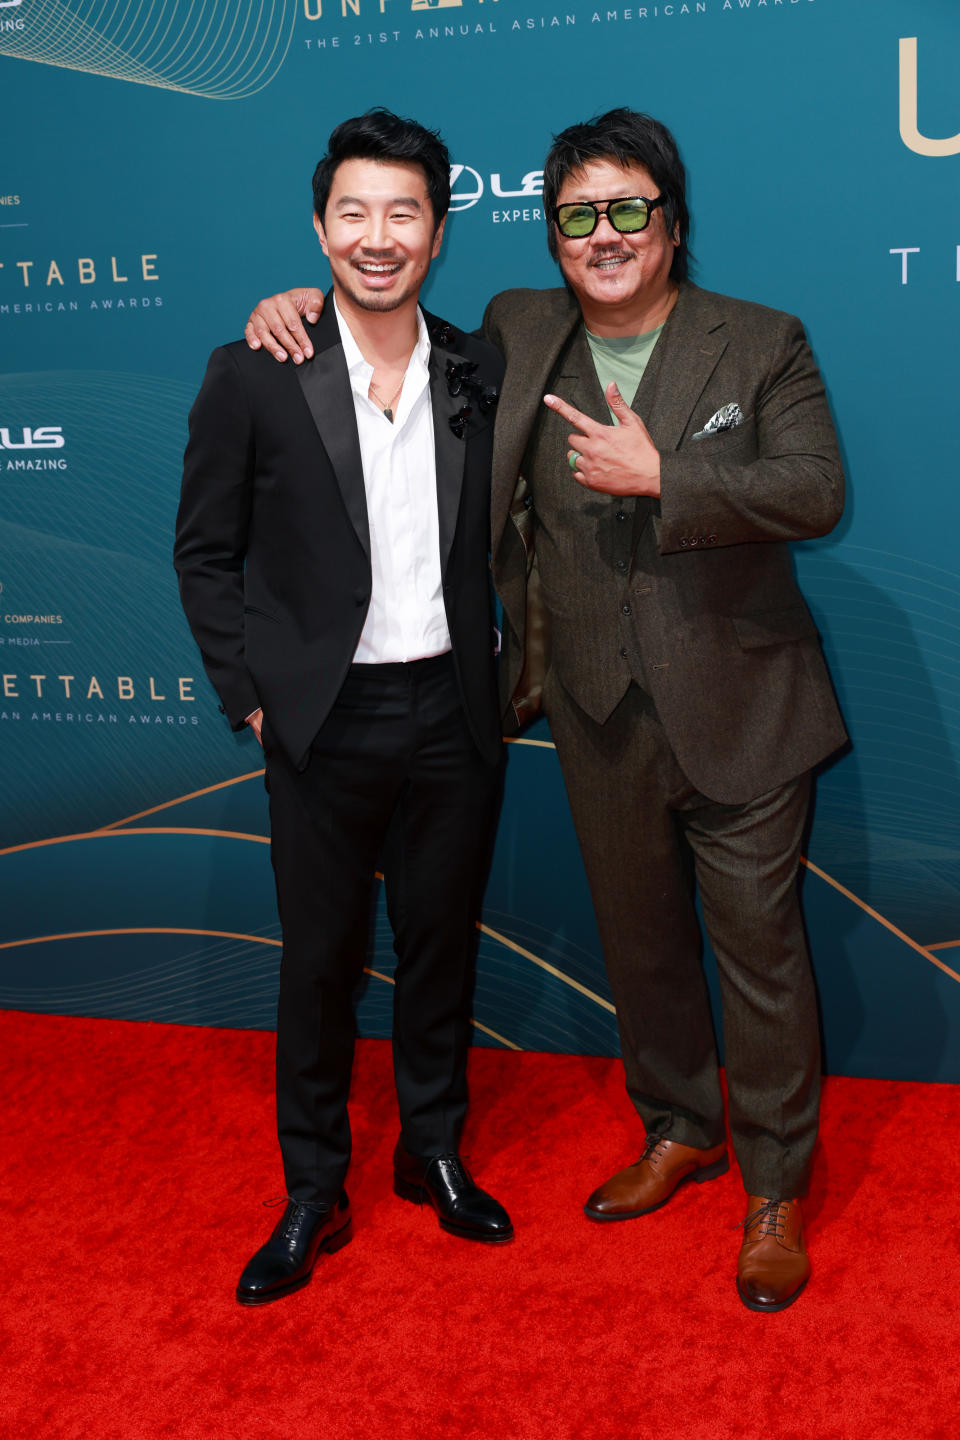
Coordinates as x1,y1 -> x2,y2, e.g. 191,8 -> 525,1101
543,382 -> 662,498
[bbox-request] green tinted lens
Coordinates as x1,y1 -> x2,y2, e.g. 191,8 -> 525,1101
608,198 -> 650,233
557,204 -> 597,237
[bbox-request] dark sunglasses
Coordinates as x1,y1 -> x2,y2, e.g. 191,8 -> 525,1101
553,194 -> 667,239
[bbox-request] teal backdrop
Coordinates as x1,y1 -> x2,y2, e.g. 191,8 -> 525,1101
1,0 -> 958,1077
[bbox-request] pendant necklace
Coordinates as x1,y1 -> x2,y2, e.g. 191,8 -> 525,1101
368,378 -> 404,424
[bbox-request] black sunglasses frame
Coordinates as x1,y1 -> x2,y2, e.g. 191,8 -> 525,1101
552,194 -> 667,239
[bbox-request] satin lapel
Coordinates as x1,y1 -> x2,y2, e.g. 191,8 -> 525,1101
295,321 -> 369,559
428,340 -> 467,577
640,285 -> 729,453
491,296 -> 581,554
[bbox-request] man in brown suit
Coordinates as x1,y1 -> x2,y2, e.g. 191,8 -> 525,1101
243,109 -> 846,1312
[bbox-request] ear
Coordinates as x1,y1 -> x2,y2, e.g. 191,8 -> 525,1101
313,211 -> 329,258
671,219 -> 680,248
431,214 -> 447,260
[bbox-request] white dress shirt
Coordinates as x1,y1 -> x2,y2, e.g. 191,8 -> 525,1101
334,297 -> 451,665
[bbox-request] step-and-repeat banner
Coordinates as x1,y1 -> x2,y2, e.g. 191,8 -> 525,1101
1,0 -> 958,1078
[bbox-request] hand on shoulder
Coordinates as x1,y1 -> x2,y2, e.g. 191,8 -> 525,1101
244,289 -> 325,363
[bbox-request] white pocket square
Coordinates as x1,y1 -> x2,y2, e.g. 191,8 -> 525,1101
692,402 -> 743,440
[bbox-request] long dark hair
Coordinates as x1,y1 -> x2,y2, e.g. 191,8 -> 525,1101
543,108 -> 690,281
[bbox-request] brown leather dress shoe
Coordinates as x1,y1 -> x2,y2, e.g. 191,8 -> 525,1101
736,1196 -> 809,1312
584,1133 -> 729,1221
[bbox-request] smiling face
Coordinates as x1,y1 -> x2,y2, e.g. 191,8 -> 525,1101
314,156 -> 445,318
554,157 -> 679,336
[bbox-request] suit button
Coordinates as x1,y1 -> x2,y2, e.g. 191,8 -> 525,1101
688,537 -> 699,547
620,647 -> 628,658
616,510 -> 627,522
621,603 -> 631,616
354,590 -> 367,606
523,494 -> 534,509
616,559 -> 627,572
680,537 -> 689,547
708,534 -> 718,544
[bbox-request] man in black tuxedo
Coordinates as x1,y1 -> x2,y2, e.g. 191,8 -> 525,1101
174,110 -> 511,1307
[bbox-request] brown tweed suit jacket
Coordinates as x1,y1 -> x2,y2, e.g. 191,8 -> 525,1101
483,281 -> 847,805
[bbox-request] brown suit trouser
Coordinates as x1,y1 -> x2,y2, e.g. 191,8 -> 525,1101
544,675 -> 820,1199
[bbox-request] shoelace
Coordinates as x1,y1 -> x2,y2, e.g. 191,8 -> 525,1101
639,1133 -> 669,1166
738,1199 -> 788,1238
401,1155 -> 469,1209
261,1195 -> 332,1241
402,1154 -> 473,1207
423,1154 -> 470,1190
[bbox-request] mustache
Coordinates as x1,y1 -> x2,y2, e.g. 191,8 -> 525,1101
587,248 -> 632,267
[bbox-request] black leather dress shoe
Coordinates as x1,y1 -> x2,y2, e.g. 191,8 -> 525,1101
393,1139 -> 513,1243
236,1192 -> 352,1306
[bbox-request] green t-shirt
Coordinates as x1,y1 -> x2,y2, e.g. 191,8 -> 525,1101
585,324 -> 663,423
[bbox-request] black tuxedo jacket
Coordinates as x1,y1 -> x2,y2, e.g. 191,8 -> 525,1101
175,300 -> 504,769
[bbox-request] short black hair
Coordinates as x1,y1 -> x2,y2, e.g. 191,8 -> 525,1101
542,109 -> 690,281
312,108 -> 451,232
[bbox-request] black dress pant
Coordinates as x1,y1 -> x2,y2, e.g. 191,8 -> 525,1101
264,654 -> 501,1204
545,676 -> 820,1200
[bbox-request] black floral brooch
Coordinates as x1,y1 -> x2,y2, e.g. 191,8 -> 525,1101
446,359 -> 499,439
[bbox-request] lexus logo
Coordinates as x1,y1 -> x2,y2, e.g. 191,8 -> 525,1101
449,165 -> 544,213
0,426 -> 65,450
449,165 -> 485,212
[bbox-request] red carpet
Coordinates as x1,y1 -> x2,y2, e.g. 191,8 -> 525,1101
3,1009 -> 959,1440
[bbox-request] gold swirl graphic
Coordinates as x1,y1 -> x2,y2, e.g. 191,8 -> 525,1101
800,858 -> 960,985
7,764 -> 958,991
0,0 -> 297,99
0,927 -> 520,1048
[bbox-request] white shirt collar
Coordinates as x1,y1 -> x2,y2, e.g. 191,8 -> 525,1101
333,295 -> 432,390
